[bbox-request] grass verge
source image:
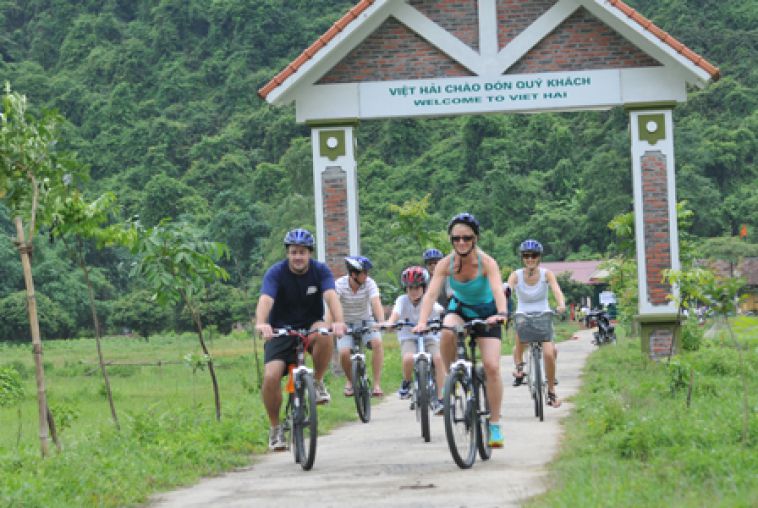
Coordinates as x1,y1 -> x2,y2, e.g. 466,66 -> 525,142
0,331 -> 403,507
529,316 -> 757,508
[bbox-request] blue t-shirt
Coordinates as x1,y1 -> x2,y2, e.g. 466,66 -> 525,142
260,259 -> 336,329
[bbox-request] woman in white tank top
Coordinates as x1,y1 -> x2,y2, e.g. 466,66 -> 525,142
506,240 -> 565,407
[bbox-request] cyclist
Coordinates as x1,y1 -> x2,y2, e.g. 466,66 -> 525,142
414,212 -> 508,447
506,239 -> 565,408
384,266 -> 446,414
254,228 -> 347,451
328,256 -> 386,398
422,248 -> 451,308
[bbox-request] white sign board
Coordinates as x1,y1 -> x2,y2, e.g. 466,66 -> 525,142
359,69 -> 622,118
599,291 -> 617,305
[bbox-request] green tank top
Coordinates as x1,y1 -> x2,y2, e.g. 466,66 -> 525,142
448,252 -> 494,305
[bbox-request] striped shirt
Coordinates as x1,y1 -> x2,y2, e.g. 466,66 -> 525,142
335,275 -> 380,323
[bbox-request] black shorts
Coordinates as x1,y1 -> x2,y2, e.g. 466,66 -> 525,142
444,314 -> 503,340
263,334 -> 299,366
469,321 -> 503,340
447,298 -> 503,340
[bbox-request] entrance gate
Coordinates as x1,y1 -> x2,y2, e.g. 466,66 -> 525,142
259,0 -> 719,350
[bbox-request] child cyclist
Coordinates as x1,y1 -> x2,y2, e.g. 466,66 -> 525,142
384,266 -> 446,414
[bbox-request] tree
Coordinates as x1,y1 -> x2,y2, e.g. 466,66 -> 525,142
0,83 -> 81,456
132,219 -> 229,420
51,191 -> 138,430
110,289 -> 172,339
699,236 -> 758,278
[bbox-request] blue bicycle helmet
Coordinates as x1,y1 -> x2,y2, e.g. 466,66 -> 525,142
519,239 -> 543,254
283,228 -> 315,250
345,255 -> 373,273
422,248 -> 443,262
447,212 -> 480,236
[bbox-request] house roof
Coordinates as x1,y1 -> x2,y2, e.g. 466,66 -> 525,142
258,0 -> 719,100
540,260 -> 608,285
708,257 -> 758,286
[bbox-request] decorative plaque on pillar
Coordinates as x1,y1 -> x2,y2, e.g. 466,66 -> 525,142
319,130 -> 346,161
637,114 -> 666,145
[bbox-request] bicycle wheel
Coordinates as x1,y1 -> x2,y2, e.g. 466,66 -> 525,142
526,347 -> 537,415
443,367 -> 476,469
474,365 -> 492,460
416,359 -> 431,442
352,358 -> 371,423
533,353 -> 544,422
292,372 -> 318,470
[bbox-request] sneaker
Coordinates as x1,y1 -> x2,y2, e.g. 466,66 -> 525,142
488,423 -> 504,448
397,380 -> 411,399
432,399 -> 444,416
314,380 -> 331,404
268,425 -> 287,451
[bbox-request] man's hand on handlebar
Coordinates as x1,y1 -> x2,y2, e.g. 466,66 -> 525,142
255,323 -> 273,340
331,321 -> 347,337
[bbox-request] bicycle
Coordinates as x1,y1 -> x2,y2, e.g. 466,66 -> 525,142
345,321 -> 376,423
440,319 -> 493,469
381,319 -> 441,443
512,311 -> 555,422
271,326 -> 330,471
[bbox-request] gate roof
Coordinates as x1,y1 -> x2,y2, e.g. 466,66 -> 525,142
259,0 -> 719,121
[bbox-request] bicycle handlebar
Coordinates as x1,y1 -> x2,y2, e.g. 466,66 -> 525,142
271,327 -> 332,338
379,318 -> 442,332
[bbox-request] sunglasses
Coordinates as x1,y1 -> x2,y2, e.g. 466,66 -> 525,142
522,253 -> 540,259
450,235 -> 475,243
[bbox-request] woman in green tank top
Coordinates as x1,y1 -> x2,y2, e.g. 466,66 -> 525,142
414,212 -> 509,448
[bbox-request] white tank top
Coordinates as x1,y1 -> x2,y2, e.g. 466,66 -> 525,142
515,268 -> 550,313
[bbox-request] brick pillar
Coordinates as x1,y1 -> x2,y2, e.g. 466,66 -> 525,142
629,107 -> 681,358
311,125 -> 360,278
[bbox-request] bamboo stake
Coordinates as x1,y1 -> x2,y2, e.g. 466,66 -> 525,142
14,217 -> 50,457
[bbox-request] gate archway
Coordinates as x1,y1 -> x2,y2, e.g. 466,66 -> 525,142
258,0 -> 719,352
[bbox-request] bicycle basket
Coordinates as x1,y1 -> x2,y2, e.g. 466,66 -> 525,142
513,313 -> 553,342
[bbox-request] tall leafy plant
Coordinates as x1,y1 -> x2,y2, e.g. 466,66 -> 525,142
0,83 -> 80,456
51,191 -> 138,430
132,220 -> 229,420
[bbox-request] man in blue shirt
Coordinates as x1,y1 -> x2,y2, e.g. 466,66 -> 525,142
255,228 -> 346,451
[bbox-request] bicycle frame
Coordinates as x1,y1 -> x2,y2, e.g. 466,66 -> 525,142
390,319 -> 441,442
346,321 -> 374,423
271,327 -> 326,471
440,319 -> 492,468
512,311 -> 554,422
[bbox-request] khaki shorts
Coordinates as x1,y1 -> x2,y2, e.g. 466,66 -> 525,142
400,337 -> 440,356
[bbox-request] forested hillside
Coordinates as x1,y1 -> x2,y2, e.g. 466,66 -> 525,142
0,0 -> 755,339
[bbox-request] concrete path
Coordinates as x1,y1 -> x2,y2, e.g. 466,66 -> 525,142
150,329 -> 595,508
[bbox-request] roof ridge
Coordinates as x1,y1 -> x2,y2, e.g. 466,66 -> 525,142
259,0 -> 719,101
258,0 -> 377,99
606,0 -> 719,80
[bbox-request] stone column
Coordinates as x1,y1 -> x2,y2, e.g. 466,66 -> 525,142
629,107 -> 681,358
311,124 -> 360,377
311,124 -> 360,278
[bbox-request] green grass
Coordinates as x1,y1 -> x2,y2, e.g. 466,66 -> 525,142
529,316 -> 758,508
0,330 -> 403,507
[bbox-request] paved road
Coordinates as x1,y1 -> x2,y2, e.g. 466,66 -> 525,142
150,329 -> 595,508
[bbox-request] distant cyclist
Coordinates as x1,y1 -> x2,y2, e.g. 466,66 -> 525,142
422,248 -> 451,308
384,266 -> 446,413
414,213 -> 508,447
507,239 -> 565,408
329,256 -> 386,398
254,228 -> 346,451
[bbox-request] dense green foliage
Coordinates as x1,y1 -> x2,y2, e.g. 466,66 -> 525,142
0,0 -> 756,338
